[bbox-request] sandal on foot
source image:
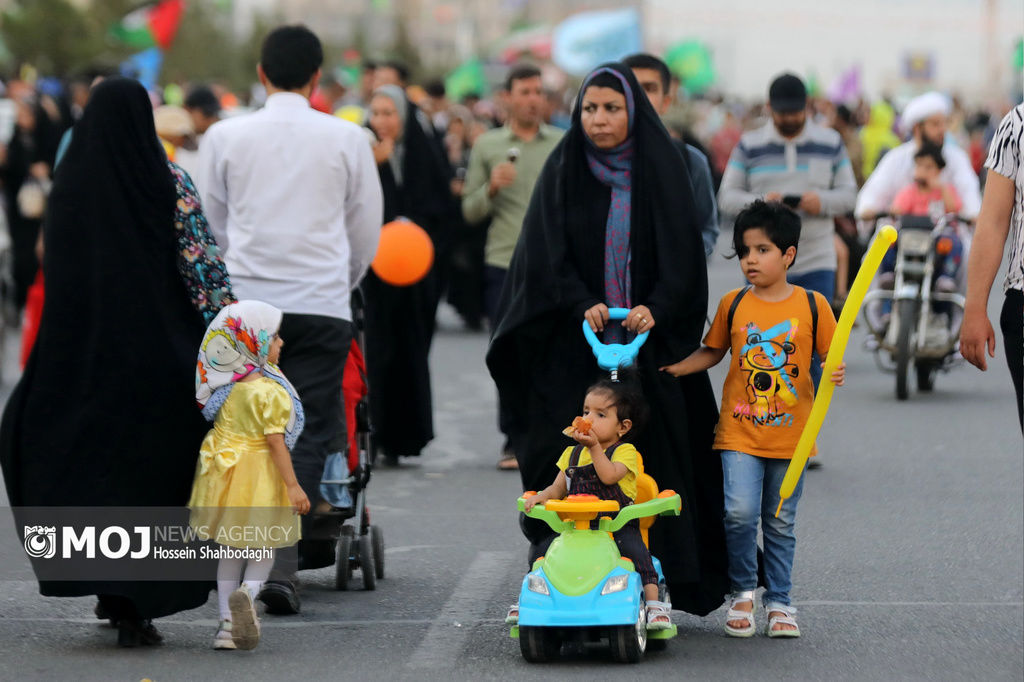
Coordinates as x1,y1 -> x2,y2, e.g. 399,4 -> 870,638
505,604 -> 519,624
646,600 -> 672,630
228,585 -> 261,650
213,620 -> 236,650
724,591 -> 756,638
767,606 -> 800,638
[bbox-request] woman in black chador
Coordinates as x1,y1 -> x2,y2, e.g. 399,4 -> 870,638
0,78 -> 234,646
487,64 -> 729,616
362,85 -> 457,462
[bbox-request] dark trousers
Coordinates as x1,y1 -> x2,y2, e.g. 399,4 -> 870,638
484,265 -> 507,325
1000,289 -> 1023,431
485,265 -> 515,445
273,313 -> 353,575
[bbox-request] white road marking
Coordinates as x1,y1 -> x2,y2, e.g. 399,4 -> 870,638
405,550 -> 515,669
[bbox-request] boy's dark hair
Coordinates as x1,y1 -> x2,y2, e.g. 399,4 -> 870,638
423,78 -> 446,99
504,64 -> 541,92
184,85 -> 220,118
622,53 -> 671,94
731,199 -> 802,266
380,59 -> 410,85
260,25 -> 323,91
914,142 -> 946,170
586,372 -> 648,438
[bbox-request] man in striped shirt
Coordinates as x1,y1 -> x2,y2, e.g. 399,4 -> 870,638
718,73 -> 858,388
962,103 -> 1024,430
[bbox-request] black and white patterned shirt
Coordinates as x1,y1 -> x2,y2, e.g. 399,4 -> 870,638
985,104 -> 1024,292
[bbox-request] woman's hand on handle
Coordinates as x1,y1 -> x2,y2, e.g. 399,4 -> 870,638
623,305 -> 655,333
584,303 -> 610,332
288,483 -> 310,515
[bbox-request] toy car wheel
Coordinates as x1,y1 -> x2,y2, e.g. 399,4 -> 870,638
334,533 -> 353,591
358,534 -> 377,590
519,626 -> 561,663
609,600 -> 647,663
370,525 -> 385,579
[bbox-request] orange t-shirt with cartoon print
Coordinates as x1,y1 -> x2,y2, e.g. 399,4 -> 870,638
704,286 -> 837,459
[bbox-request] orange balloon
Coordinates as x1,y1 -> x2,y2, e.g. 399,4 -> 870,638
371,219 -> 434,286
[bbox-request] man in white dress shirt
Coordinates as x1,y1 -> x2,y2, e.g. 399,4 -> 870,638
855,91 -> 981,220
198,25 -> 383,614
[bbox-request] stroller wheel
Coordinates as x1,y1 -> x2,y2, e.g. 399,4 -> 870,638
335,533 -> 353,591
358,534 -> 377,591
370,525 -> 385,580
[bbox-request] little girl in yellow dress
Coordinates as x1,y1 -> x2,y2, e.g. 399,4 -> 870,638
189,300 -> 310,651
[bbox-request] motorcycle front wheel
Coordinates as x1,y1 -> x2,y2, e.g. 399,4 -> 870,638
895,298 -> 917,400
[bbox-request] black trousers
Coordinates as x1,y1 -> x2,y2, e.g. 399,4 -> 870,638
274,313 -> 353,574
1000,289 -> 1023,431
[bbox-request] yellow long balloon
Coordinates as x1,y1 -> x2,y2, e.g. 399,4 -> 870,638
775,225 -> 898,517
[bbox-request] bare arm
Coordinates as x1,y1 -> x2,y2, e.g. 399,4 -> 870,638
660,345 -> 729,377
586,445 -> 629,486
962,171 -> 1015,370
523,470 -> 568,511
266,433 -> 310,514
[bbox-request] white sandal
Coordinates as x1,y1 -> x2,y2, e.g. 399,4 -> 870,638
766,605 -> 800,638
213,620 -> 236,650
646,600 -> 672,630
505,604 -> 519,624
724,590 -> 756,638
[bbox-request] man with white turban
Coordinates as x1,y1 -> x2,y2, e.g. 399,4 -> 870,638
855,91 -> 981,219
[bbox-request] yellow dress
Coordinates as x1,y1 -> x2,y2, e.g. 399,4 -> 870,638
188,377 -> 301,549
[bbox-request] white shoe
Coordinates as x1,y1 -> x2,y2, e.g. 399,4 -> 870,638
213,620 -> 236,650
228,585 -> 261,650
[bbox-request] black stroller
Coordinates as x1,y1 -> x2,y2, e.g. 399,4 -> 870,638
309,289 -> 384,590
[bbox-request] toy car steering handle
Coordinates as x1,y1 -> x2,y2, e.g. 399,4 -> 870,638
581,308 -> 650,373
517,493 -> 681,534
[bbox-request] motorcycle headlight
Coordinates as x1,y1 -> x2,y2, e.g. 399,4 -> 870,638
527,574 -> 549,595
601,574 -> 630,595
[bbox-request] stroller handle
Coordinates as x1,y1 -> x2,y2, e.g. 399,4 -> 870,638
581,307 -> 650,373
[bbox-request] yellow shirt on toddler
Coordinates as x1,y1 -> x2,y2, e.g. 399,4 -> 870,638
555,442 -> 641,500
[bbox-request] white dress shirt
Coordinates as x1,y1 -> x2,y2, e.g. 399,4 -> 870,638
855,140 -> 982,220
197,92 -> 383,320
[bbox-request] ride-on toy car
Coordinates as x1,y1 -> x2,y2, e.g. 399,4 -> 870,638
510,490 -> 682,663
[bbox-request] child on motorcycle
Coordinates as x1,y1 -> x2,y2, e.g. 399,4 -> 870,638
661,200 -> 846,638
510,377 -> 672,629
884,142 -> 965,292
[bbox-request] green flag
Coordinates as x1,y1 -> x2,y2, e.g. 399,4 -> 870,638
445,59 -> 486,102
664,40 -> 714,94
1014,38 -> 1023,71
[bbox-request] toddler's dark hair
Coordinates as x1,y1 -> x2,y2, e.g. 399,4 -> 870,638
731,199 -> 802,267
914,142 -> 946,169
585,371 -> 648,437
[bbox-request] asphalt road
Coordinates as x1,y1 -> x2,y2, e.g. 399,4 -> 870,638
0,235 -> 1020,682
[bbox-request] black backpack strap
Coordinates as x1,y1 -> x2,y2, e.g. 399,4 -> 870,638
568,444 -> 584,468
727,285 -> 752,333
805,288 -> 819,352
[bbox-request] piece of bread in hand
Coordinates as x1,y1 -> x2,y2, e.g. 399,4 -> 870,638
561,416 -> 592,437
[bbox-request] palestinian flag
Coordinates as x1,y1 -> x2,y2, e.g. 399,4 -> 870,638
110,0 -> 186,50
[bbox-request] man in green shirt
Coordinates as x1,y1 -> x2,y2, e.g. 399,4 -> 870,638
462,64 -> 563,470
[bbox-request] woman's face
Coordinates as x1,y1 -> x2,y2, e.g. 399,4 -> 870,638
369,95 -> 402,141
581,86 -> 629,150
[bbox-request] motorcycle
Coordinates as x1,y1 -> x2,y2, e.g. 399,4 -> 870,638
862,214 -> 967,400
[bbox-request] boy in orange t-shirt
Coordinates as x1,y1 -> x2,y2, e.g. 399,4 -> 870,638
661,200 -> 846,639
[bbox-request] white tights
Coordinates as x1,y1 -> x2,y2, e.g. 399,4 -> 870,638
216,553 -> 273,622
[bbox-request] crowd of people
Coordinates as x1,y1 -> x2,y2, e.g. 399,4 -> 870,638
0,21 -> 1020,653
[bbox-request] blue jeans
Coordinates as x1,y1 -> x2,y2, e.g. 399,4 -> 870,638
787,269 -> 835,390
721,450 -> 806,607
